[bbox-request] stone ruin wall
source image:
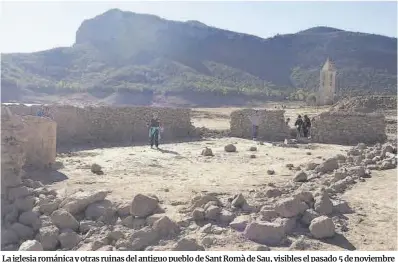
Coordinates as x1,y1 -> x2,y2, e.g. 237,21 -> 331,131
230,109 -> 289,141
5,105 -> 195,147
311,111 -> 387,145
22,116 -> 57,169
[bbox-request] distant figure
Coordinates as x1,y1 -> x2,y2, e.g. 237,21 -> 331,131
36,106 -> 53,119
303,115 -> 312,138
148,113 -> 162,149
285,118 -> 290,126
294,115 -> 304,138
249,110 -> 261,141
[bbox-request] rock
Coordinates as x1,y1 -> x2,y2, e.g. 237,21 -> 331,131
224,144 -> 237,153
173,237 -> 205,251
300,209 -> 320,225
153,216 -> 180,237
293,191 -> 314,206
333,168 -> 348,182
19,211 -> 41,230
201,147 -> 213,156
230,215 -> 251,231
116,203 -> 130,218
204,205 -> 221,220
201,236 -> 215,247
265,188 -> 282,198
256,245 -> 271,251
380,160 -> 396,170
130,194 -> 159,218
38,225 -> 59,250
219,210 -> 235,224
250,154 -> 256,159
316,157 -> 339,173
58,230 -> 81,250
293,171 -> 307,182
275,217 -> 297,234
249,146 -> 257,151
231,193 -> 247,208
244,221 -> 285,245
121,216 -> 146,230
14,196 -> 36,212
309,216 -> 335,239
381,144 -> 394,158
145,214 -> 165,226
314,192 -> 333,215
275,198 -> 308,218
347,166 -> 366,178
192,208 -> 205,221
85,200 -> 117,224
286,163 -> 294,168
91,163 -> 102,174
130,227 -> 159,250
1,229 -> 19,245
8,186 -> 32,201
38,198 -> 61,215
267,170 -> 275,175
259,208 -> 278,221
51,209 -> 79,231
200,223 -> 213,234
332,200 -> 353,214
60,190 -> 108,215
306,152 -> 312,155
18,240 -> 43,251
190,194 -> 222,210
11,222 -> 34,240
306,162 -> 318,171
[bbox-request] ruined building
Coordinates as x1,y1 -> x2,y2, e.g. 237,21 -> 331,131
317,58 -> 337,105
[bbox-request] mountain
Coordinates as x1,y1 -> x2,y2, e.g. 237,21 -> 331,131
1,8 -> 397,106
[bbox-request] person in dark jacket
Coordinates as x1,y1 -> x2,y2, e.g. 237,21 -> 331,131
148,113 -> 162,149
294,115 -> 304,138
303,115 -> 312,138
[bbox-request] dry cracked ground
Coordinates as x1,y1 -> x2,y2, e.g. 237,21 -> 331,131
3,104 -> 397,251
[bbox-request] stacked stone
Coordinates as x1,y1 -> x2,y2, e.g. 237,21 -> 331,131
230,109 -> 288,141
6,105 -> 195,147
311,111 -> 386,145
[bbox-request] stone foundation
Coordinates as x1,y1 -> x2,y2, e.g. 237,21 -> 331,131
230,109 -> 289,141
5,105 -> 194,147
311,111 -> 387,145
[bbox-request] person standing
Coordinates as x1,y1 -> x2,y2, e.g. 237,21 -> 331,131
294,115 -> 304,139
248,110 -> 261,141
303,115 -> 312,138
148,113 -> 161,149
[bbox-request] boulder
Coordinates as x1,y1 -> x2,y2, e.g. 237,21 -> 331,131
259,208 -> 278,222
265,188 -> 282,198
1,229 -> 19,245
231,193 -> 247,208
51,209 -> 79,231
59,190 -> 108,215
130,194 -> 159,218
300,209 -> 320,225
314,192 -> 333,215
306,162 -> 318,171
18,240 -> 43,251
309,216 -> 335,239
244,221 -> 285,245
293,171 -> 307,182
38,198 -> 61,215
224,144 -> 237,153
91,163 -> 102,174
201,147 -> 214,156
332,200 -> 353,214
19,211 -> 41,230
38,225 -> 59,250
173,237 -> 205,251
219,210 -> 235,224
11,222 -> 34,240
121,216 -> 146,230
14,196 -> 36,212
275,197 -> 308,218
79,220 -> 97,234
204,205 -> 221,220
315,157 -> 339,174
58,230 -> 82,250
249,146 -> 257,152
152,216 -> 180,237
229,215 -> 251,231
8,186 -> 33,201
85,200 -> 117,224
130,227 -> 159,250
192,208 -> 205,221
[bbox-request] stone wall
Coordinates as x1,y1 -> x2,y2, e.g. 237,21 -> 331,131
22,116 -> 57,169
311,111 -> 387,145
5,105 -> 194,147
230,109 -> 289,141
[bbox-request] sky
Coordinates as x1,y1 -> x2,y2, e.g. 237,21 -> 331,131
1,1 -> 397,53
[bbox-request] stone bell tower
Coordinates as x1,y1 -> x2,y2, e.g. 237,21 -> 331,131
318,58 -> 336,105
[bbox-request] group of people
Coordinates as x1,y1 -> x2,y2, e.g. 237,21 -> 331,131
249,110 -> 312,141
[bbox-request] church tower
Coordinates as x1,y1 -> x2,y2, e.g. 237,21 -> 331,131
318,58 -> 336,105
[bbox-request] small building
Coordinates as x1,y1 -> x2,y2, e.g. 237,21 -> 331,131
317,58 -> 337,106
